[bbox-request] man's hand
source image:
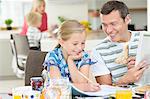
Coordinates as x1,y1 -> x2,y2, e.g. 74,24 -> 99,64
127,56 -> 136,69
117,60 -> 149,85
85,83 -> 101,92
127,60 -> 148,82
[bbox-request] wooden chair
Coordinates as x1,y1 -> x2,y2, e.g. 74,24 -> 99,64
25,50 -> 47,86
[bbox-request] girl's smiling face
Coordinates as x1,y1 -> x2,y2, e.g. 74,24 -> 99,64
59,32 -> 86,56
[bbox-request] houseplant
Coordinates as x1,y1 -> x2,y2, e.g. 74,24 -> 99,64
58,16 -> 67,24
5,18 -> 13,30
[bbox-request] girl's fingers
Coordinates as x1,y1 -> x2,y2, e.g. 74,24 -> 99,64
89,83 -> 100,91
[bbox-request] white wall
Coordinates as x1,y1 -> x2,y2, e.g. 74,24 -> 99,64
88,0 -> 147,30
95,0 -> 147,9
45,0 -> 88,25
130,10 -> 147,30
148,0 -> 150,31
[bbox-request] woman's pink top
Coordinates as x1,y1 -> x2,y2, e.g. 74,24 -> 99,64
20,12 -> 48,36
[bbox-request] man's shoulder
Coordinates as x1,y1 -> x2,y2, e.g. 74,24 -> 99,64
130,31 -> 141,36
94,37 -> 111,48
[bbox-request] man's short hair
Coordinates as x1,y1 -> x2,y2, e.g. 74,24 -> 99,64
100,0 -> 129,20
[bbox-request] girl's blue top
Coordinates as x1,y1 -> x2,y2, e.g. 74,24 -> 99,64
43,47 -> 96,81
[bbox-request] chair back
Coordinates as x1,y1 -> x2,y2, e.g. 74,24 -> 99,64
10,34 -> 30,77
25,50 -> 47,86
11,34 -> 30,56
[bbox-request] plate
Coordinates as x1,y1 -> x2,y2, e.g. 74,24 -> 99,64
134,84 -> 150,94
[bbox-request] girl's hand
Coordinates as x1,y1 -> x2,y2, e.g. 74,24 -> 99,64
68,51 -> 83,60
73,83 -> 100,92
84,83 -> 101,92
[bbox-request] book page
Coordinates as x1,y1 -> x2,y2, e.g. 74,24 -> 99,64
135,31 -> 150,85
71,84 -> 128,96
136,32 -> 150,65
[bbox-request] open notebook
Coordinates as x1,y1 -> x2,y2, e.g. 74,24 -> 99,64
71,84 -> 128,97
135,31 -> 150,85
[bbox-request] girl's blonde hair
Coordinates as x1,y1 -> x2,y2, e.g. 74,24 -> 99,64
26,12 -> 42,27
56,20 -> 86,48
31,0 -> 45,12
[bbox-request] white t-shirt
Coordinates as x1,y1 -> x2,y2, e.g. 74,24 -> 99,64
90,49 -> 110,76
27,26 -> 41,48
27,26 -> 49,48
90,31 -> 140,83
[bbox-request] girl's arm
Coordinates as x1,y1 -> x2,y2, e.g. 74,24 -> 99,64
49,66 -> 61,79
49,63 -> 100,92
67,59 -> 101,92
67,56 -> 89,83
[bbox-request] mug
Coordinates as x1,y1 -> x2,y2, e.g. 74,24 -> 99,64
30,77 -> 43,91
116,90 -> 132,99
45,77 -> 71,99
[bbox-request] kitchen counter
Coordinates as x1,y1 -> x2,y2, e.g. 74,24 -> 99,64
0,29 -> 21,77
0,29 -> 21,39
86,30 -> 106,40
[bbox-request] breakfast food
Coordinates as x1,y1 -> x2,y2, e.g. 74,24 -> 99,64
115,42 -> 129,64
135,85 -> 150,94
44,86 -> 62,99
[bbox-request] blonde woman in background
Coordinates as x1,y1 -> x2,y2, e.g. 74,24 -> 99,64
43,20 -> 100,92
20,0 -> 47,36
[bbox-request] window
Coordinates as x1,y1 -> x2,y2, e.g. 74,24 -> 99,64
0,0 -> 32,27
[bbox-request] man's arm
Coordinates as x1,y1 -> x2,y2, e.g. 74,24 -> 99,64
90,49 -> 112,85
96,74 -> 112,85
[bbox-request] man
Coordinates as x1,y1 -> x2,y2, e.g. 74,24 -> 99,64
91,0 -> 149,85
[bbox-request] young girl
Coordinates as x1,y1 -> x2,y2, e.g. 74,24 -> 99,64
43,20 -> 100,92
20,0 -> 47,36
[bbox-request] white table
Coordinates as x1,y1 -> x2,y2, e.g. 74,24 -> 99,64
0,93 -> 12,99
